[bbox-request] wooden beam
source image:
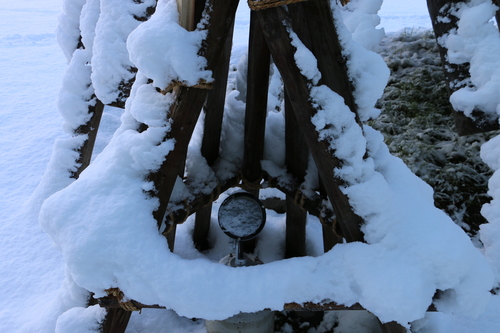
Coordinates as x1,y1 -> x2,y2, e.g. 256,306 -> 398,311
242,11 -> 271,186
193,20 -> 235,251
72,99 -> 104,179
284,93 -> 309,258
288,0 -> 359,121
256,5 -> 365,243
426,0 -> 499,135
100,308 -> 132,333
319,174 -> 343,252
176,0 -> 196,31
98,296 -> 437,312
166,173 -> 336,227
284,0 -> 357,256
147,0 -> 239,240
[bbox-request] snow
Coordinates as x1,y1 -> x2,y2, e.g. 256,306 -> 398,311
127,0 -> 212,91
55,306 -> 106,333
91,0 -> 157,105
218,195 -> 265,239
440,0 -> 500,118
2,0 -> 500,332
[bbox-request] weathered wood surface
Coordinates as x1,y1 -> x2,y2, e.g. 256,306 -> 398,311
288,0 -> 359,120
72,99 -> 105,178
100,308 -> 132,333
167,172 -> 336,227
268,4 -> 405,330
256,3 -> 365,243
147,0 -> 239,239
319,175 -> 343,251
285,93 -> 308,258
176,0 -> 196,31
242,12 -> 271,186
193,17 -> 235,251
427,0 -> 499,135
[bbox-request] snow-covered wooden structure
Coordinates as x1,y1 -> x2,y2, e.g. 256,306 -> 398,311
427,0 -> 500,135
44,0 -> 497,332
73,0 -> 405,331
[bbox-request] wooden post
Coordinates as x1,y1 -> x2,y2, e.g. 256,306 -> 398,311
193,16 -> 235,251
242,12 -> 271,187
256,4 -> 365,243
72,99 -> 105,178
240,11 -> 271,253
176,0 -> 196,31
320,178 -> 343,252
427,0 -> 499,135
284,92 -> 308,258
147,0 -> 239,239
99,2 -> 238,332
100,308 -> 132,333
288,1 -> 359,119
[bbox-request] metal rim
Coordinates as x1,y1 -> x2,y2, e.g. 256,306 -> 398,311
217,191 -> 266,241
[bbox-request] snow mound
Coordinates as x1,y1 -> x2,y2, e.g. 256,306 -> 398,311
39,0 -> 494,328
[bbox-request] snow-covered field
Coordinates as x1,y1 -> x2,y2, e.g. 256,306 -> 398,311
1,0 -> 499,332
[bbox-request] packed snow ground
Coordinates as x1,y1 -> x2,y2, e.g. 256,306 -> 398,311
1,1 -> 499,332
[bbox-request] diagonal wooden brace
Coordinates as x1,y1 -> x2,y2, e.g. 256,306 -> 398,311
147,0 -> 239,247
256,4 -> 365,243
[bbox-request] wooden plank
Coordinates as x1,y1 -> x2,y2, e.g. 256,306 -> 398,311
72,99 -> 105,179
284,4 -> 408,330
241,11 -> 272,255
167,173 -> 336,226
288,0 -> 359,119
495,0 -> 500,31
426,0 -> 499,135
193,16 -> 235,251
284,93 -> 308,258
176,0 -> 196,31
319,176 -> 343,252
98,296 -> 437,312
256,5 -> 365,243
148,0 -> 239,239
242,12 -> 271,185
100,308 -> 132,333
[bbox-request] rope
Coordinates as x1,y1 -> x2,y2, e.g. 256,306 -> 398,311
248,0 -> 350,11
161,79 -> 213,95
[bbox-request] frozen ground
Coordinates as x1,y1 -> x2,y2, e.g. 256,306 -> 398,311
1,0 -> 499,332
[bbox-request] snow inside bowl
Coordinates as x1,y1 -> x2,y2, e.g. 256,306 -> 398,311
218,192 -> 266,241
